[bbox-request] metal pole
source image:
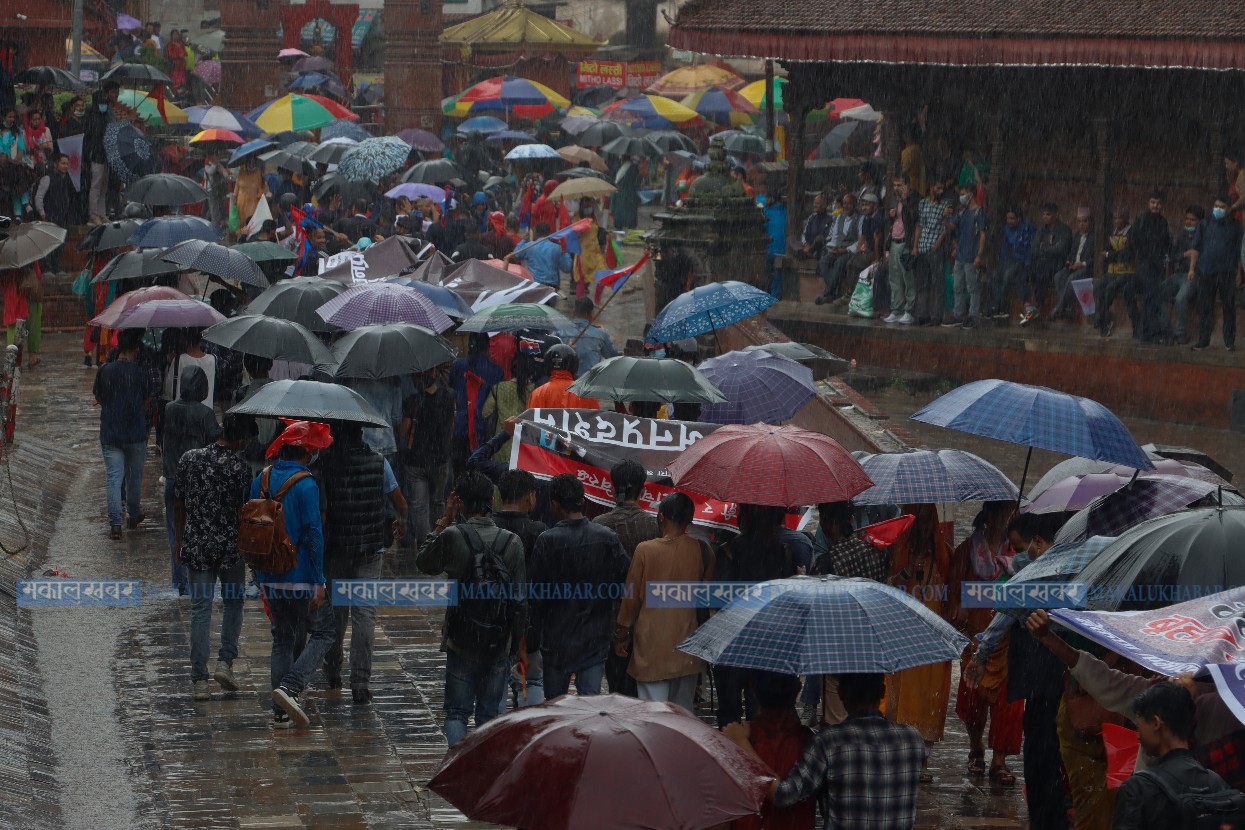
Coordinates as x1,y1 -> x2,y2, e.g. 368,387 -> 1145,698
70,0 -> 85,79
764,59 -> 776,161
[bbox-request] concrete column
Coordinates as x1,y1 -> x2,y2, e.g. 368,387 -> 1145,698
1093,117 -> 1113,280
784,65 -> 818,252
219,0 -> 282,111
384,0 -> 443,135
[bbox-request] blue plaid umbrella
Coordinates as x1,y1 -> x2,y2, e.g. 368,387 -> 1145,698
995,535 -> 1115,620
697,349 -> 815,424
316,282 -> 454,332
128,216 -> 223,248
853,449 -> 1019,504
678,576 -> 969,675
336,136 -> 412,183
645,280 -> 777,345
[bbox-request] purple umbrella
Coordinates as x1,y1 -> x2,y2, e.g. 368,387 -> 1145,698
385,182 -> 446,203
696,349 -> 816,425
1053,474 -> 1229,544
316,282 -> 454,332
394,128 -> 444,153
117,13 -> 141,30
1026,473 -> 1135,515
111,299 -> 226,329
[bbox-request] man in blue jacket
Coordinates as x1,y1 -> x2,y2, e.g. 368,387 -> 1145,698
253,420 -> 334,728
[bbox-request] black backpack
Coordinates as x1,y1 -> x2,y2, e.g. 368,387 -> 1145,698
1140,765 -> 1245,830
447,524 -> 519,660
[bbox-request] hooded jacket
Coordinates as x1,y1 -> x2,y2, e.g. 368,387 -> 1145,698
161,366 -> 221,478
527,370 -> 599,410
532,180 -> 566,231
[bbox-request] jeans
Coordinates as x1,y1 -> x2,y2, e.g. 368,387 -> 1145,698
402,462 -> 449,545
267,590 -> 336,710
444,649 -> 511,746
953,260 -> 981,320
799,674 -> 821,707
542,658 -> 605,700
164,477 -> 187,593
1162,273 -> 1198,340
1023,694 -> 1069,830
887,241 -> 914,314
993,260 -> 1028,315
188,561 -> 245,682
101,441 -> 145,528
637,674 -> 698,712
1196,270 -> 1236,348
325,550 -> 384,689
516,649 -> 544,707
914,249 -> 945,322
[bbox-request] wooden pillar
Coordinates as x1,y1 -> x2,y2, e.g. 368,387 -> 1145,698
1093,117 -> 1113,280
384,0 -> 443,134
1209,120 -> 1225,198
764,59 -> 776,162
883,112 -> 902,184
984,113 -> 1006,247
219,0 -> 283,111
784,65 -> 819,252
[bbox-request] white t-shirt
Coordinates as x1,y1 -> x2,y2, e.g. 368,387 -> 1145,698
163,353 -> 217,404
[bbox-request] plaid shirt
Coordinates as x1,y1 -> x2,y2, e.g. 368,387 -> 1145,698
775,711 -> 927,830
916,198 -> 947,254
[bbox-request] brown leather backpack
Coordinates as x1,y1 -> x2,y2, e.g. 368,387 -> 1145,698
238,466 -> 312,575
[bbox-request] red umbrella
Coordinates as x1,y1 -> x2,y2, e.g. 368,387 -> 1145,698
91,285 -> 190,328
429,694 -> 773,830
668,423 -> 873,507
300,94 -> 358,121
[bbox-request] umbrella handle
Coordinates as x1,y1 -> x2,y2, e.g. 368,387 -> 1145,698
1017,446 -> 1032,511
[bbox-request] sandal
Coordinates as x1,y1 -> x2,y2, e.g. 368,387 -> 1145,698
967,756 -> 986,776
919,769 -> 934,784
989,765 -> 1016,785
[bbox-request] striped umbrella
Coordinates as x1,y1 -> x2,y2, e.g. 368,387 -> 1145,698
648,64 -> 746,98
189,128 -> 244,146
679,85 -> 759,127
697,350 -> 815,425
601,95 -> 702,129
248,94 -> 337,133
738,78 -> 786,110
852,449 -> 1020,505
452,75 -> 570,119
316,282 -> 454,332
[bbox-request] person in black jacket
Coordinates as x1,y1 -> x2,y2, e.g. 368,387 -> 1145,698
82,83 -> 118,224
1125,190 -> 1173,343
494,469 -> 547,707
528,474 -> 630,699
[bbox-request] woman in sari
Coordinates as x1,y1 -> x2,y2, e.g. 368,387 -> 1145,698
572,196 -> 608,299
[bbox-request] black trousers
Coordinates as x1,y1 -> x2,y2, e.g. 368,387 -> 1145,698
1196,269 -> 1237,348
1095,274 -> 1141,335
713,664 -> 757,727
1137,258 -> 1166,340
1022,694 -> 1069,830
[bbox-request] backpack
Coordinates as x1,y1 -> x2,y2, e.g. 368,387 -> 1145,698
446,523 -> 519,659
1139,764 -> 1245,830
238,466 -> 312,575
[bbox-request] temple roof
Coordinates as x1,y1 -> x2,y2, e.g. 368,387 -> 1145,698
440,3 -> 603,53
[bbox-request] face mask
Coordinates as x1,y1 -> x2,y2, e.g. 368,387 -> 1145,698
959,194 -> 970,206
98,104 -> 108,112
73,108 -> 85,117
1213,207 -> 1227,220
581,206 -> 594,217
1186,224 -> 1198,233
1012,552 -> 1031,572
308,452 -> 321,466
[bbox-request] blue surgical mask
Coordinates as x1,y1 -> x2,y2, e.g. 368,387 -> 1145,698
1213,207 -> 1227,220
97,104 -> 108,112
958,194 -> 970,206
1012,552 -> 1031,572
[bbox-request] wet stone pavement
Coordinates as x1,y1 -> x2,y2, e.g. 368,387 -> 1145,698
9,334 -> 1028,829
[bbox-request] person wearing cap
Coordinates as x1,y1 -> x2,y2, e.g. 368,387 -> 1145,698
256,420 -> 334,728
1051,207 -> 1096,321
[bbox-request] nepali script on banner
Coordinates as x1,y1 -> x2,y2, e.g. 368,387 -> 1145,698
511,408 -> 749,529
576,60 -> 663,91
1051,585 -> 1245,726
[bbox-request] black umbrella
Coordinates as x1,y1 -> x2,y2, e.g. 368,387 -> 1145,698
723,132 -> 766,155
104,121 -> 157,183
261,142 -> 318,174
15,66 -> 86,90
567,356 -> 726,404
557,167 -> 608,180
232,241 -> 297,264
602,135 -> 660,158
227,379 -> 387,427
576,122 -> 627,147
312,172 -> 373,205
125,173 -> 209,207
402,159 -> 464,184
645,130 -> 698,153
247,277 -> 345,332
91,249 -> 185,283
202,315 -> 332,364
1143,443 -> 1234,484
78,219 -> 143,252
1077,507 -> 1245,611
162,239 -> 268,287
307,141 -> 352,165
101,63 -> 172,84
319,324 -> 458,379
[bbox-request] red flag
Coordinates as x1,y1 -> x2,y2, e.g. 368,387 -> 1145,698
148,83 -> 170,124
594,250 -> 649,293
861,514 -> 915,550
1102,724 -> 1139,787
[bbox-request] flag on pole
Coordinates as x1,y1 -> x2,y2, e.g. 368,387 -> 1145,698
547,217 -> 592,255
594,250 -> 650,294
58,134 -> 84,191
1072,277 -> 1096,315
244,196 -> 273,237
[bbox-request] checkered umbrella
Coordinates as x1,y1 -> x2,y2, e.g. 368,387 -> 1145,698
336,136 -> 412,183
1010,536 -> 1116,585
1053,474 -> 1223,544
128,215 -> 223,248
853,449 -> 1019,505
645,281 -> 777,345
316,282 -> 454,333
668,424 -> 872,507
1029,453 -> 1230,500
678,576 -> 969,674
162,239 -> 268,287
697,350 -> 815,425
386,278 -> 474,319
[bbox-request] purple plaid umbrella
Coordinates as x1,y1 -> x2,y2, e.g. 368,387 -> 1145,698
1053,474 -> 1233,544
697,350 -> 815,425
316,282 -> 454,333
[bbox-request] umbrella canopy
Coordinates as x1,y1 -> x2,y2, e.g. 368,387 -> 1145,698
550,177 -> 616,201
191,60 -> 222,86
321,119 -> 372,142
187,29 -> 225,53
567,356 -> 727,404
456,116 -> 509,135
15,66 -> 85,90
738,77 -> 786,110
91,249 -> 184,283
458,302 -> 573,333
104,121 -> 156,182
336,136 -> 411,183
602,95 -> 702,129
740,341 -> 852,373
125,173 -> 208,207
697,350 -> 816,425
573,121 -> 627,147
228,379 -> 387,427
1073,508 -> 1245,610
722,132 -> 766,155
247,277 -> 346,332
852,449 -> 1020,505
78,219 -> 143,252
116,89 -> 188,126
1028,452 -> 1230,500
1143,443 -> 1234,483
401,158 -> 465,184
90,285 -> 190,328
601,135 -> 660,158
814,122 -> 864,159
442,261 -> 557,310
678,576 -> 969,674
306,139 -> 354,165
318,235 -> 425,284
250,94 -> 337,133
101,63 -> 171,84
486,130 -> 537,144
186,106 -> 262,137
232,241 -> 298,264
292,56 -> 335,74
429,694 -> 772,830
278,48 -> 310,59
557,145 -> 608,172
1028,472 -> 1138,514
226,138 -> 277,168
161,239 -> 268,288
316,282 -> 454,332
261,142 -> 318,175
504,143 -> 560,161
385,183 -> 446,202
386,277 -> 474,319
0,221 -> 67,269
648,64 -> 746,98
1053,474 -> 1229,544
107,299 -> 226,329
680,85 -> 759,127
455,75 -> 571,118
319,324 -> 458,379
129,215 -> 223,248
645,130 -> 698,153
645,280 -> 777,344
189,128 -> 244,147
394,128 -> 444,152
668,424 -> 873,507
911,379 -> 1155,473
1006,536 -> 1116,586
201,315 -> 331,364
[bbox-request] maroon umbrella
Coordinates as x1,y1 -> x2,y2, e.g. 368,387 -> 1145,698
429,694 -> 773,830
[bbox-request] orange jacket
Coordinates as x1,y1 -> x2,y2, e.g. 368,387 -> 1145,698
527,371 -> 598,410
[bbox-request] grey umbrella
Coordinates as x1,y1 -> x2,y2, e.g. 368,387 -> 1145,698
576,122 -> 627,147
202,315 -> 332,364
101,63 -> 172,84
247,277 -> 346,332
125,174 -> 209,207
162,239 -> 268,287
92,249 -> 185,283
601,135 -> 659,158
261,142 -> 318,174
0,221 -> 67,269
741,341 -> 852,374
78,219 -> 143,252
227,379 -> 388,427
402,159 -> 465,184
567,356 -> 726,404
15,66 -> 86,91
307,141 -> 353,165
319,324 -> 458,379
645,130 -> 698,153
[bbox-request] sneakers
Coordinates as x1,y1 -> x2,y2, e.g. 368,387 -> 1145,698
352,687 -> 373,705
109,526 -> 122,541
213,661 -> 238,692
940,317 -> 962,328
883,313 -> 900,324
272,685 -> 310,727
897,313 -> 914,325
272,711 -> 293,729
1018,310 -> 1036,327
126,511 -> 146,530
992,310 -> 1010,320
193,680 -> 211,701
962,317 -> 976,329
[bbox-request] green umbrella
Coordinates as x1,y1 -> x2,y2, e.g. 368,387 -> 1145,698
233,241 -> 297,263
457,303 -> 573,334
319,324 -> 458,379
567,356 -> 726,404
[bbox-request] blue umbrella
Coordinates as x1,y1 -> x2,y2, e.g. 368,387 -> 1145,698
645,280 -> 777,345
852,449 -> 1019,505
696,349 -> 815,425
485,130 -> 536,144
504,143 -> 560,161
993,535 -> 1115,620
128,215 -> 223,248
184,105 -> 262,137
288,71 -> 334,90
457,116 -> 508,136
677,576 -> 969,675
335,136 -> 412,183
227,138 -> 277,168
911,379 -> 1155,496
386,277 -> 474,319
104,121 -> 156,183
322,119 -> 373,142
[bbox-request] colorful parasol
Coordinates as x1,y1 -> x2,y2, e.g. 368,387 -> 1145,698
648,64 -> 746,98
679,85 -> 759,127
601,95 -> 702,129
117,89 -> 189,126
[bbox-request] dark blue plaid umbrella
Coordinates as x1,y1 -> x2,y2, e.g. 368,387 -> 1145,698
697,349 -> 815,424
128,216 -> 223,248
995,535 -> 1115,620
853,449 -> 1019,504
677,576 -> 969,674
645,280 -> 777,345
